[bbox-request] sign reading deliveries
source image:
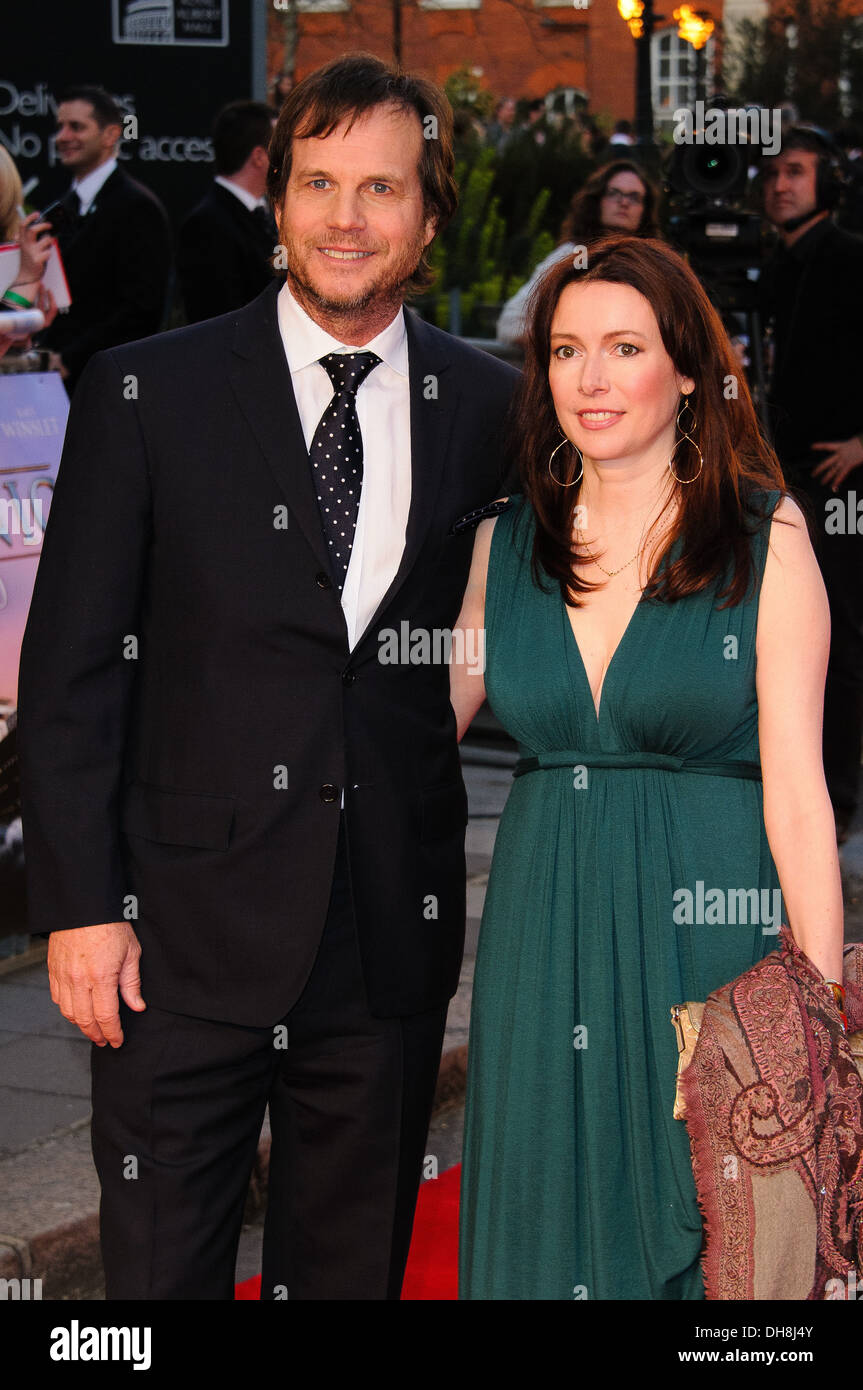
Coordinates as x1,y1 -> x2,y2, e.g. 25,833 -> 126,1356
1,1 -> 253,226
0,372 -> 69,708
112,0 -> 230,47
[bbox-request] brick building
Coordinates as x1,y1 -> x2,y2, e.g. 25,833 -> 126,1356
268,0 -> 633,125
268,0 -> 731,132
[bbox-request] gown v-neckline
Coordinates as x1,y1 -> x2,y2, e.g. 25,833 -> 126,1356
562,530 -> 682,726
563,592 -> 647,726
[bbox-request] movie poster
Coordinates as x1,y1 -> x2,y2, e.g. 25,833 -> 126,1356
0,371 -> 68,940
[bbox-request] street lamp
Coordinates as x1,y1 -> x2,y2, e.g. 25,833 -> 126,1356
617,0 -> 656,152
673,5 -> 714,106
618,0 -> 644,37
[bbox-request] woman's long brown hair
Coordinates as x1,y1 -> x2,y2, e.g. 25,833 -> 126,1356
507,233 -> 789,610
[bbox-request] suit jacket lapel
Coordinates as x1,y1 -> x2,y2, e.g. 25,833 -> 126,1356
228,281 -> 336,581
227,284 -> 457,658
352,308 -> 456,658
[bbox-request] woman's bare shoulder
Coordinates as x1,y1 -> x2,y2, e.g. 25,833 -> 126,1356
758,492 -> 828,641
763,494 -> 815,568
466,498 -> 511,597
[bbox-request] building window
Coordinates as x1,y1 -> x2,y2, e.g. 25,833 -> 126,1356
651,28 -> 715,122
546,86 -> 590,117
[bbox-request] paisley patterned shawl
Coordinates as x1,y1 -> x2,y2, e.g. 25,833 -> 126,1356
680,927 -> 863,1299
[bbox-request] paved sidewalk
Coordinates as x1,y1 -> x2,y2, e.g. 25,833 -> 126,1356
3,747 -> 862,1298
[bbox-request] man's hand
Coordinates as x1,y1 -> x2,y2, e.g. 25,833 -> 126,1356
48,922 -> 146,1048
810,435 -> 863,490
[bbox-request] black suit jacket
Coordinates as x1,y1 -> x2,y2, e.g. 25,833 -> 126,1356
177,182 -> 280,323
760,218 -> 863,476
18,281 -> 521,1026
41,166 -> 173,389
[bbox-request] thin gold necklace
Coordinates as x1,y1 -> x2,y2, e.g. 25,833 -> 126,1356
575,514 -> 674,578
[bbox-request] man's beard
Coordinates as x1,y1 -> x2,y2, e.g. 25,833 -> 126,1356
280,224 -> 428,316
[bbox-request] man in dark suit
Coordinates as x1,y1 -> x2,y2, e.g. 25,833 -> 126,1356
760,126 -> 863,843
178,100 -> 281,323
40,85 -> 172,392
18,54 -> 520,1300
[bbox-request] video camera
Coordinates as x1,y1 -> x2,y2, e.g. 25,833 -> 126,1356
664,104 -> 770,313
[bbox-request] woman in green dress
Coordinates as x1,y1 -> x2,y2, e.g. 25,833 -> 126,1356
450,235 -> 844,1300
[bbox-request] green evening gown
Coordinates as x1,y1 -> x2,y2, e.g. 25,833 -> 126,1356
459,488 -> 784,1301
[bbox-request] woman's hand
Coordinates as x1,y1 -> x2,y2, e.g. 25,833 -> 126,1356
12,210 -> 54,294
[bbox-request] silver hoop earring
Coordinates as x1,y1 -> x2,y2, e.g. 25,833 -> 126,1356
668,396 -> 703,484
548,432 -> 584,487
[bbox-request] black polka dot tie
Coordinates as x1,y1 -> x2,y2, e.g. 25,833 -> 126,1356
310,350 -> 381,590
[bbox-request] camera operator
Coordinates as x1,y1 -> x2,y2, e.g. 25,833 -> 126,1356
760,126 -> 863,842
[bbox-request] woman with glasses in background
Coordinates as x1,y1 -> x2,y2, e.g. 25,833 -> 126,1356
496,160 -> 662,349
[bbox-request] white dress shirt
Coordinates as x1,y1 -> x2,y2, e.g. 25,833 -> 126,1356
72,157 -> 118,214
276,280 -> 412,653
214,175 -> 268,214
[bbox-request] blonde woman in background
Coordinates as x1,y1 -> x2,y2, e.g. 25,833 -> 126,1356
0,145 -> 57,349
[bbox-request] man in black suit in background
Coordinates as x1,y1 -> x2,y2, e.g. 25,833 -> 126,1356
760,127 -> 863,843
18,54 -> 520,1300
178,101 -> 281,323
41,85 -> 172,392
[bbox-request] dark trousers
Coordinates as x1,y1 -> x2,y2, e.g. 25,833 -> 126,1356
791,474 -> 863,818
90,819 -> 449,1299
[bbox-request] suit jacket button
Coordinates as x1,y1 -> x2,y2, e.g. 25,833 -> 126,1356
315,572 -> 332,589
319,783 -> 339,802
342,670 -> 357,686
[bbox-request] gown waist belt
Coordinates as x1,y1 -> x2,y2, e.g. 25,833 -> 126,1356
513,751 -> 762,780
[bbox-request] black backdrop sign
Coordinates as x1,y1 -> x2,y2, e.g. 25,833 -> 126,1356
112,0 -> 230,47
0,0 -> 258,227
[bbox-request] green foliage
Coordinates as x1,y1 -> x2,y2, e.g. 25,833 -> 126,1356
416,142 -> 587,333
411,68 -> 600,333
444,65 -> 497,124
527,227 -> 555,275
525,186 -> 551,241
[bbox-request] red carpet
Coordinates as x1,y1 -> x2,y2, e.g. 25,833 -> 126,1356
234,1162 -> 460,1300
